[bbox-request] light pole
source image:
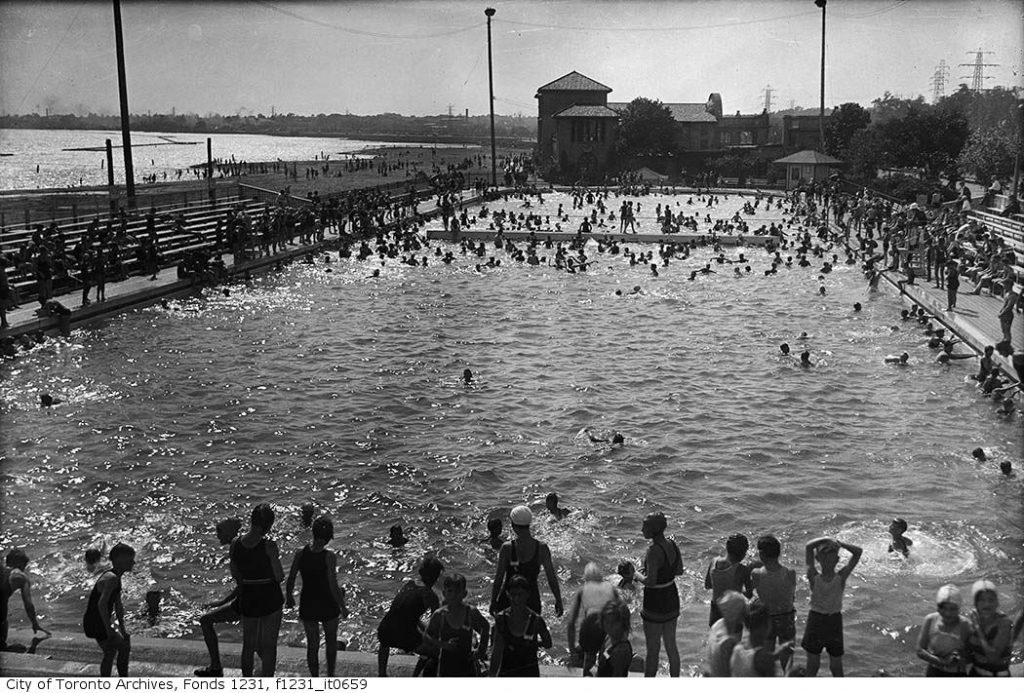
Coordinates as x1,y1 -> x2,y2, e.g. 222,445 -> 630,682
815,0 -> 826,151
485,7 -> 497,189
112,0 -> 135,199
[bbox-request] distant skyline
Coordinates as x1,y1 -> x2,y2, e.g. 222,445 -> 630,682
1,0 -> 1021,119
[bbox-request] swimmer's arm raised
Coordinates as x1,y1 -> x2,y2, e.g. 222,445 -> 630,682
838,541 -> 863,579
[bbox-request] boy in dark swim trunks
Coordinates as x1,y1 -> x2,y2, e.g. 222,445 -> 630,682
194,518 -> 242,677
377,555 -> 443,676
802,537 -> 862,677
2,549 -> 51,650
83,543 -> 135,676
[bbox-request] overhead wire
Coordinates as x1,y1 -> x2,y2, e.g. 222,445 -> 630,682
251,0 -> 481,39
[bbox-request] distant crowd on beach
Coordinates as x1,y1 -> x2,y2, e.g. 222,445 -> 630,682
3,498 -> 1024,678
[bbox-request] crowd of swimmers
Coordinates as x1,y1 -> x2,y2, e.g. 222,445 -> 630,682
3,501 -> 1024,678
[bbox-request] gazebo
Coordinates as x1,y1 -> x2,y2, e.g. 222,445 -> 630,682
773,150 -> 844,189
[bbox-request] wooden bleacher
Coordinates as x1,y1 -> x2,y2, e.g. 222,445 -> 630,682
1,193 -> 269,304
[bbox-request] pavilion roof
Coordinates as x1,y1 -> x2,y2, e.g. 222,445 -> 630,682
537,71 -> 613,93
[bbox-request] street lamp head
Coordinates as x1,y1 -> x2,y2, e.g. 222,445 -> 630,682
814,0 -> 826,8
485,7 -> 496,17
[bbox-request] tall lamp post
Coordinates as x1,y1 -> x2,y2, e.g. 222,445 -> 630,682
815,0 -> 826,151
112,0 -> 135,200
485,7 -> 497,189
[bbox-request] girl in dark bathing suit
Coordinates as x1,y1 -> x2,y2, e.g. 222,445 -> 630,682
230,503 -> 284,677
635,511 -> 683,677
286,516 -> 348,677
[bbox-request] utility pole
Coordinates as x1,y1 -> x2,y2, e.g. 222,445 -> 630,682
112,0 -> 135,199
959,50 -> 997,92
815,0 -> 826,150
930,60 -> 950,103
485,7 -> 497,189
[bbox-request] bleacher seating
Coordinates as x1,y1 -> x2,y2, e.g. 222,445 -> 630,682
1,194 -> 268,304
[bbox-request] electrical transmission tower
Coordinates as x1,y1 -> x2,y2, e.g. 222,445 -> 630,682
761,85 -> 774,112
930,60 -> 950,102
959,50 -> 997,92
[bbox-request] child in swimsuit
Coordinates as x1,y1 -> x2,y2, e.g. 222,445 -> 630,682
423,573 -> 490,677
285,516 -> 348,677
377,555 -> 443,676
887,518 -> 913,557
596,600 -> 633,677
704,534 -> 754,626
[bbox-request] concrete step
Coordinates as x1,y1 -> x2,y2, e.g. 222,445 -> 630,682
1,630 -> 576,677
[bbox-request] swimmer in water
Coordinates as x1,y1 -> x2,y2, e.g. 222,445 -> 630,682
884,352 -> 910,366
300,503 -> 316,529
40,394 -> 62,408
799,351 -> 813,367
887,518 -> 913,557
616,560 -> 636,591
368,269 -> 380,278
487,518 -> 504,551
779,343 -> 791,356
387,524 -> 409,548
797,331 -> 810,340
972,448 -> 987,462
545,492 -> 571,520
936,342 -> 976,364
584,428 -> 625,446
999,461 -> 1012,476
84,547 -> 109,575
853,302 -> 862,312
463,368 -> 473,385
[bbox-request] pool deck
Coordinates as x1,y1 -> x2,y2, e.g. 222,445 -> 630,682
0,628 -> 575,678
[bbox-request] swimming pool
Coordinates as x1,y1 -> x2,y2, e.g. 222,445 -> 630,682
0,192 -> 1020,675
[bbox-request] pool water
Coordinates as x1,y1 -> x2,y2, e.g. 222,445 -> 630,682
1,192 -> 1021,676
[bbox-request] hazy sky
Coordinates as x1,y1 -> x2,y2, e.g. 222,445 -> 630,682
1,0 -> 1021,118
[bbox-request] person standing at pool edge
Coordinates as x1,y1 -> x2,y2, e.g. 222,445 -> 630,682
83,543 -> 135,677
194,518 -> 243,677
802,537 -> 862,677
230,503 -> 285,677
1,549 -> 51,650
634,511 -> 683,677
491,505 -> 563,619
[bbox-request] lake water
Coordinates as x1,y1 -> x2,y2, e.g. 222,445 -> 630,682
0,128 -> 479,191
0,191 -> 1021,676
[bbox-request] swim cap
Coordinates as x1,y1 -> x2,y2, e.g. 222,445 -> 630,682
510,505 -> 532,526
936,584 -> 961,606
716,590 -> 748,623
971,580 -> 998,603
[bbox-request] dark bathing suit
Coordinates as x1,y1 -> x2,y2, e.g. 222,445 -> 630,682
494,608 -> 543,677
83,570 -> 120,641
378,580 -> 438,651
642,540 -> 682,623
297,545 -> 339,623
231,538 -> 283,617
497,539 -> 543,613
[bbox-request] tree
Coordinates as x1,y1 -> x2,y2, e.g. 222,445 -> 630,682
824,102 -> 870,157
615,97 -> 677,160
958,127 -> 1018,184
871,92 -> 928,125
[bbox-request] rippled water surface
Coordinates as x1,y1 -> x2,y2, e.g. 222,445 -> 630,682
1,194 -> 1021,675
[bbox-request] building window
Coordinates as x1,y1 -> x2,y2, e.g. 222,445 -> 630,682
740,131 -> 752,145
